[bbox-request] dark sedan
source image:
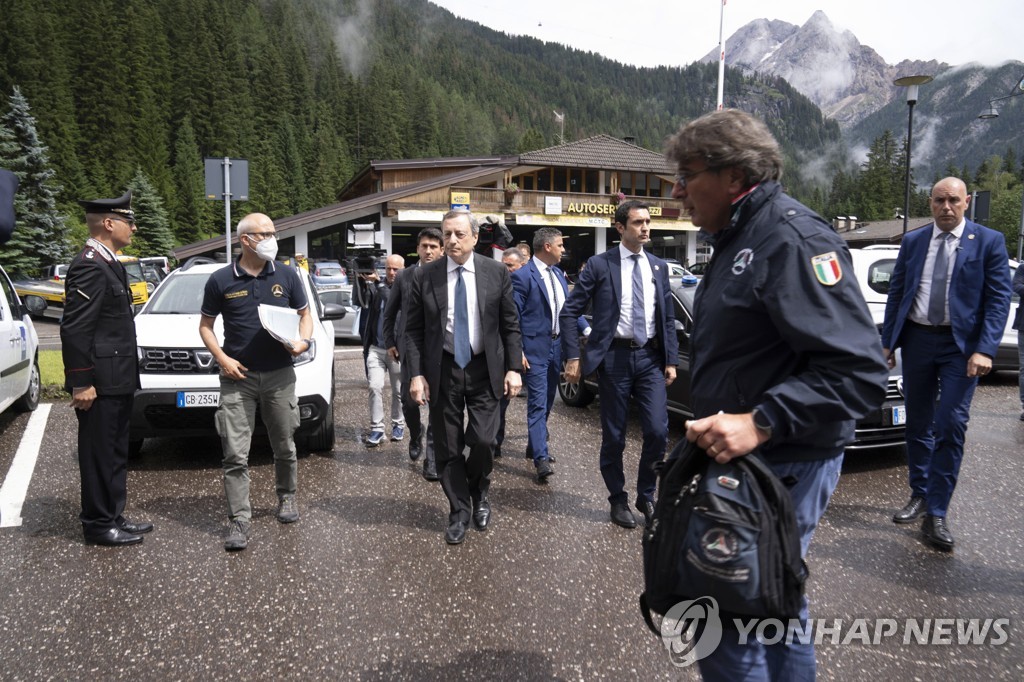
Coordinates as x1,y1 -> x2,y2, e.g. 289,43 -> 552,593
558,280 -> 906,450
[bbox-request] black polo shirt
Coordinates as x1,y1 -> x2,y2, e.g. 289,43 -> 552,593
201,260 -> 309,371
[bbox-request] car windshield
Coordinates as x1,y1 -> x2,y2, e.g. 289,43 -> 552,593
145,272 -> 211,314
122,261 -> 146,286
318,287 -> 353,306
317,267 -> 343,277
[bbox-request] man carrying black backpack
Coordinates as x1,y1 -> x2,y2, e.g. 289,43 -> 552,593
664,110 -> 888,679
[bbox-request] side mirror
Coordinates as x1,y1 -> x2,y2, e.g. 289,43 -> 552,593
321,302 -> 347,321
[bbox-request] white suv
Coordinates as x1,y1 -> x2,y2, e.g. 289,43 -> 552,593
129,261 -> 346,455
0,264 -> 40,415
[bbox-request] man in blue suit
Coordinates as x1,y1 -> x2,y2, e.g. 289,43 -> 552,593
511,227 -> 567,483
560,201 -> 679,528
882,176 -> 1012,551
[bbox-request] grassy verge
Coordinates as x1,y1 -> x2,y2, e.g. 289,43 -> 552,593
39,349 -> 70,400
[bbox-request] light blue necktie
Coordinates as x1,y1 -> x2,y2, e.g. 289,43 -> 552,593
454,266 -> 471,368
927,233 -> 953,326
631,254 -> 646,346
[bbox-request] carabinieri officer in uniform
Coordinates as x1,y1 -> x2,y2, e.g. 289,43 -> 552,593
61,191 -> 153,546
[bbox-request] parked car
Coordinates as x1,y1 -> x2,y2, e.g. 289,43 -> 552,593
40,263 -> 70,281
311,261 -> 348,289
850,245 -> 1020,372
558,278 -> 907,450
687,261 -> 709,277
129,260 -> 346,455
317,285 -> 362,342
0,264 -> 41,415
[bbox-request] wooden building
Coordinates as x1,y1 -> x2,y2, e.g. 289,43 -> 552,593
172,135 -> 701,274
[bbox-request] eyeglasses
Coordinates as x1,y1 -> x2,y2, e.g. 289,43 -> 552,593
109,216 -> 136,227
245,231 -> 277,241
674,168 -> 717,189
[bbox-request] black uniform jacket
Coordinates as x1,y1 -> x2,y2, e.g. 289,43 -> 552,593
692,182 -> 888,461
60,241 -> 139,395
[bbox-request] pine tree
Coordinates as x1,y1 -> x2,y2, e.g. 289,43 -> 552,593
124,168 -> 176,258
0,87 -> 71,275
170,115 -> 211,244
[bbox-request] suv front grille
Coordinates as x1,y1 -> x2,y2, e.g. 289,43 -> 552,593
886,376 -> 903,401
140,348 -> 219,374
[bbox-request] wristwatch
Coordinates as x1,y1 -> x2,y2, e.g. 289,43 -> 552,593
751,407 -> 773,440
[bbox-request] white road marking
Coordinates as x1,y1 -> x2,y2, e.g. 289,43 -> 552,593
0,404 -> 51,528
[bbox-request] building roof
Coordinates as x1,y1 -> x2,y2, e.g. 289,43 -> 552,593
520,134 -> 674,174
838,217 -> 932,247
172,162 -> 514,260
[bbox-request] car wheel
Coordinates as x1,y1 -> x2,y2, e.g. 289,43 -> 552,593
12,358 -> 40,412
558,360 -> 595,407
129,439 -> 144,457
299,401 -> 335,453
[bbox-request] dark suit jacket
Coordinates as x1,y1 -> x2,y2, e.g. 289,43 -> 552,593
0,169 -> 17,244
360,280 -> 391,356
60,242 -> 139,394
881,220 -> 1012,358
560,247 -> 679,377
405,254 -> 523,399
383,266 -> 413,378
1012,262 -> 1024,331
511,259 -> 569,364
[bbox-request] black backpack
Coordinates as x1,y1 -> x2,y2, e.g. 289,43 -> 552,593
640,440 -> 807,634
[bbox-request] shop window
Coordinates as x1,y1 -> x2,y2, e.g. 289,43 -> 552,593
537,168 -> 551,192
553,168 -> 567,192
634,173 -> 648,197
521,175 -> 534,191
585,170 -> 599,194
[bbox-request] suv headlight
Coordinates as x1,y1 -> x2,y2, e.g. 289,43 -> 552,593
292,338 -> 316,366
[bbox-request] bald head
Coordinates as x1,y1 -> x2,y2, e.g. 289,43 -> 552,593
237,212 -> 274,239
930,177 -> 970,232
385,253 -> 405,285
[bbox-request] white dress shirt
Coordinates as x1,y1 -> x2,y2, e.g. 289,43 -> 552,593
615,244 -> 656,340
532,256 -> 562,335
909,220 -> 964,326
445,252 -> 481,355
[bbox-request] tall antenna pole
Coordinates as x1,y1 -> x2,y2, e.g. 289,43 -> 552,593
716,0 -> 727,110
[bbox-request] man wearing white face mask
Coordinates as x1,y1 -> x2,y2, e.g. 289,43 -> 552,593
200,212 -> 314,551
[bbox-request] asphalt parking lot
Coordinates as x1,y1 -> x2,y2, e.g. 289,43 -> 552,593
0,345 -> 1022,680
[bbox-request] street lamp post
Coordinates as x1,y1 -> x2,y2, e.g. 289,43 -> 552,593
894,75 -> 934,235
977,79 -> 1024,261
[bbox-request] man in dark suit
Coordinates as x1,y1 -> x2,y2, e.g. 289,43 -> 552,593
511,227 -> 567,482
61,191 -> 153,546
405,210 -> 523,545
1013,263 -> 1024,421
560,200 -> 679,529
383,227 -> 443,479
494,247 -> 526,459
882,176 -> 1012,551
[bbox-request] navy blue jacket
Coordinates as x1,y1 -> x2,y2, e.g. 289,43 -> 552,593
692,182 -> 888,462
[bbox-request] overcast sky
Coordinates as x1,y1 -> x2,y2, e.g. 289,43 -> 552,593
430,0 -> 1021,69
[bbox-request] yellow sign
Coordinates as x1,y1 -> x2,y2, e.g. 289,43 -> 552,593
450,191 -> 470,205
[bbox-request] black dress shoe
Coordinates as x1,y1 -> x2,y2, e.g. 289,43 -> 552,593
535,458 -> 554,483
472,501 -> 491,531
893,497 -> 926,524
117,518 -> 154,534
635,500 -> 655,528
409,440 -> 423,461
610,502 -> 637,529
422,459 -> 440,481
85,527 -> 143,547
445,520 -> 467,544
922,515 -> 954,551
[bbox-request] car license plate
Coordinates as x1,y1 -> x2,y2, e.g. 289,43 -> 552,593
891,405 -> 906,425
176,390 -> 220,408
